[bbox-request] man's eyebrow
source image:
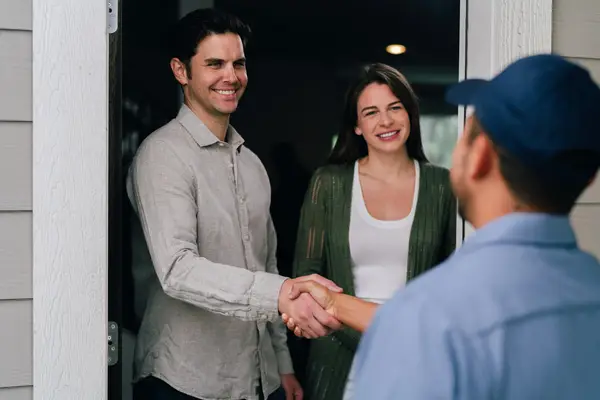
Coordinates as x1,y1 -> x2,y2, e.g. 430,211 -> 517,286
203,58 -> 247,64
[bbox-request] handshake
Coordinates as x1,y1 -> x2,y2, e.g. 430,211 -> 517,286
277,274 -> 344,339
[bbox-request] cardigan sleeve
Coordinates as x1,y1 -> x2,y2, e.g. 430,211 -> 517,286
441,179 -> 458,261
333,326 -> 362,352
293,167 -> 363,351
292,168 -> 329,277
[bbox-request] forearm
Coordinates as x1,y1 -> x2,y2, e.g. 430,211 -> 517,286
158,250 -> 287,322
333,293 -> 379,333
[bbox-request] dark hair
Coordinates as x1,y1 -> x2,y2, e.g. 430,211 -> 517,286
328,63 -> 428,164
468,117 -> 588,214
168,9 -> 251,77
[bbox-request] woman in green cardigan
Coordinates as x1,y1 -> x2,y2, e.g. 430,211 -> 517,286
292,63 -> 457,400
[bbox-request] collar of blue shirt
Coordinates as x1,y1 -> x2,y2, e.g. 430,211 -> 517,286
459,213 -> 577,256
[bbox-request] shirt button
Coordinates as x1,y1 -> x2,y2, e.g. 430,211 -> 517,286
218,142 -> 225,147
239,196 -> 245,203
243,234 -> 250,241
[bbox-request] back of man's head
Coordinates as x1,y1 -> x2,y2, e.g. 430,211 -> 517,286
447,54 -> 600,214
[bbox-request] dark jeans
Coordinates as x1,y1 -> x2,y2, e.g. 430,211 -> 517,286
133,376 -> 286,400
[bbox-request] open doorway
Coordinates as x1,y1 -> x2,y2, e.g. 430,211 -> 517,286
109,0 -> 461,398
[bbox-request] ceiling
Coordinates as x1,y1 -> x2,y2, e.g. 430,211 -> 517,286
215,0 -> 461,85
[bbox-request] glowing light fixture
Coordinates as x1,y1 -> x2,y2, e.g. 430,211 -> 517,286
386,44 -> 406,55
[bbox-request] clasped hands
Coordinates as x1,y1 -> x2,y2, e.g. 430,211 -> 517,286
277,274 -> 340,339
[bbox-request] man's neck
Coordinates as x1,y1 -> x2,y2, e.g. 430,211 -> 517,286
184,100 -> 230,142
468,189 -> 529,229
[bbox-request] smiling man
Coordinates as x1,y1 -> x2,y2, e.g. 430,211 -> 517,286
126,9 -> 340,400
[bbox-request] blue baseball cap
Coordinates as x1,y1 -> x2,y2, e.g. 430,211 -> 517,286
446,54 -> 600,186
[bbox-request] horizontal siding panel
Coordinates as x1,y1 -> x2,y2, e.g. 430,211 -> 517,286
579,176 -> 600,204
0,123 -> 32,210
553,0 -> 600,58
0,386 -> 32,400
569,57 -> 600,84
0,31 -> 32,121
0,212 -> 32,300
571,204 -> 600,260
0,300 -> 32,388
0,0 -> 32,31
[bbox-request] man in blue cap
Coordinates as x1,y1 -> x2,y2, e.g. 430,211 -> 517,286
282,54 -> 600,399
352,53 -> 600,399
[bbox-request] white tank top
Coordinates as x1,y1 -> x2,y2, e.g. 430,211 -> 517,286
343,159 -> 419,400
349,159 -> 419,303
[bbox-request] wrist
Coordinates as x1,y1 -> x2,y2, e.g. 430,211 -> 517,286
277,278 -> 292,314
330,291 -> 341,319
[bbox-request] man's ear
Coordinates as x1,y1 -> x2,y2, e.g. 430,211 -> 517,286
170,58 -> 189,86
467,134 -> 495,181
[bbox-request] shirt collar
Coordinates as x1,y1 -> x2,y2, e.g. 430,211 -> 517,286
460,212 -> 577,253
176,104 -> 245,150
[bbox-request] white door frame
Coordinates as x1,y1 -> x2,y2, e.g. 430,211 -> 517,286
31,0 -> 552,398
458,0 -> 553,240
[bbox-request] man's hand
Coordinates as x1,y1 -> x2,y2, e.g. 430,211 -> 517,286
280,373 -> 303,400
281,280 -> 338,338
278,274 -> 343,338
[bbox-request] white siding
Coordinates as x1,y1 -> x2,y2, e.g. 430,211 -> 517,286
0,0 -> 32,31
0,123 -> 32,210
553,0 -> 600,258
0,213 -> 32,299
0,1 -> 33,396
0,387 -> 33,400
0,31 -> 32,121
0,301 -> 32,388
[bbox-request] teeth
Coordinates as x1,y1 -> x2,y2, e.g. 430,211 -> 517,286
215,89 -> 236,95
379,131 -> 397,138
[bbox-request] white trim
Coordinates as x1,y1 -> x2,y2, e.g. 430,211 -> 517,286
29,0 -> 551,398
32,0 -> 108,399
460,0 -> 553,239
457,0 -> 468,246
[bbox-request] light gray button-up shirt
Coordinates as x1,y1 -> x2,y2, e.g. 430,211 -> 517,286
127,105 -> 293,400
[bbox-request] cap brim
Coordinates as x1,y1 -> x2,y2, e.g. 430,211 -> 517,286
445,79 -> 488,106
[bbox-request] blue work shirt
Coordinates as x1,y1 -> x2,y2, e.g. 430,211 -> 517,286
354,213 -> 600,399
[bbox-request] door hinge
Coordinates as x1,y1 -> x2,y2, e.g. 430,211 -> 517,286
108,321 -> 119,366
107,0 -> 119,34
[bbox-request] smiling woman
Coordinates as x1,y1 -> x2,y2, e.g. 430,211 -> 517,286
292,63 -> 458,400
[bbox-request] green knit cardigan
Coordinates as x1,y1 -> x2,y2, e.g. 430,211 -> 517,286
292,161 -> 457,400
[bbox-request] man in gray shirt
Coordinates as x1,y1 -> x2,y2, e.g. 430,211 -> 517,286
127,9 -> 340,400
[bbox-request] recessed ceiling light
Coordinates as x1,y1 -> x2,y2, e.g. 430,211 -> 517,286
386,44 -> 406,55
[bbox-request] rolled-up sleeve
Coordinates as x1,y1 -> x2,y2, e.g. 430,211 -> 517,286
129,139 -> 286,322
